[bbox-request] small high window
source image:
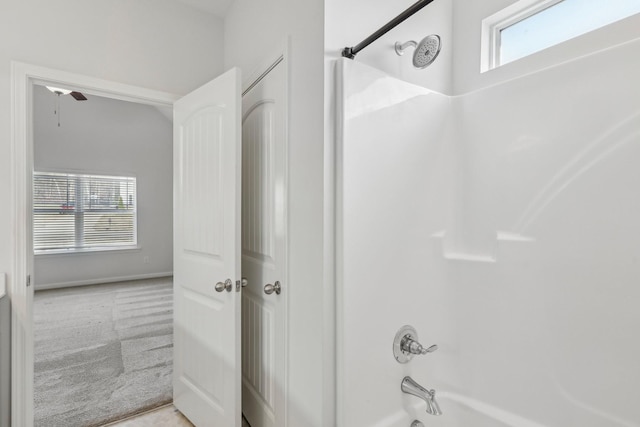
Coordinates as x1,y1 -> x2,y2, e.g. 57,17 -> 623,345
34,172 -> 137,253
482,0 -> 640,71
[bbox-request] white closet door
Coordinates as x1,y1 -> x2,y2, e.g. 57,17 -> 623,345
241,59 -> 288,427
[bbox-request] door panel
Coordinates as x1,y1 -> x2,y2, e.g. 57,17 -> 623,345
242,100 -> 276,264
241,59 -> 287,427
180,107 -> 224,259
242,292 -> 276,411
174,68 -> 241,427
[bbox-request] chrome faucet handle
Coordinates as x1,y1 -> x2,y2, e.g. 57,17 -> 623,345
393,325 -> 438,363
403,339 -> 438,356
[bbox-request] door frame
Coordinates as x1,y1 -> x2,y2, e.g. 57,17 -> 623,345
10,61 -> 177,427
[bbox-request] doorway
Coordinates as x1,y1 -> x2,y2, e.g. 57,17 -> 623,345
10,61 -> 178,427
11,56 -> 289,427
31,85 -> 174,425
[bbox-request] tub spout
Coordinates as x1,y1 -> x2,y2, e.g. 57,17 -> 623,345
401,376 -> 442,416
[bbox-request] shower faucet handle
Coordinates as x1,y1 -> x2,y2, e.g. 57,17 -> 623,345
393,325 -> 438,363
402,337 -> 438,356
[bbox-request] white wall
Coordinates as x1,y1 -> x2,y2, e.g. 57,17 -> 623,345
451,0 -> 640,94
325,4 -> 454,426
326,0 -> 453,95
336,58 -> 456,427
0,1 -> 224,425
443,32 -> 640,427
448,13 -> 640,427
33,85 -> 173,289
224,1 -> 328,426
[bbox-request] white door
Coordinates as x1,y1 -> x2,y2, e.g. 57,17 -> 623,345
173,68 -> 242,427
241,58 -> 288,427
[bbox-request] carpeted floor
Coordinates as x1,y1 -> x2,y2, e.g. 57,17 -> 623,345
34,277 -> 174,427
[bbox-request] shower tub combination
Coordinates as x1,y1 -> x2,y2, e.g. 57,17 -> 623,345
335,9 -> 640,427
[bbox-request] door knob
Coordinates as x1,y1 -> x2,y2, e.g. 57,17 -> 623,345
215,279 -> 233,292
241,277 -> 248,287
264,281 -> 281,295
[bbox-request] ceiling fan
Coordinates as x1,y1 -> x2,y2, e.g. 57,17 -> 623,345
45,86 -> 88,127
46,86 -> 87,101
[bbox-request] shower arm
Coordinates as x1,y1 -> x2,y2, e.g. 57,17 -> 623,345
341,0 -> 436,59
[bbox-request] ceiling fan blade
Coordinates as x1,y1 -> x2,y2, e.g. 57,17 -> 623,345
70,91 -> 87,101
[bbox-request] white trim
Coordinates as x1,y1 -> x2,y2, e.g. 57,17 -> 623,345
35,272 -> 173,291
334,58 -> 345,427
280,40 -> 291,427
24,63 -> 178,106
323,65 -> 337,424
34,167 -> 140,179
10,61 -> 177,427
11,60 -> 34,427
35,245 -> 142,256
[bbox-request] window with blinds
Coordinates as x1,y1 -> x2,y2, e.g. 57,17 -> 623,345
33,172 -> 137,252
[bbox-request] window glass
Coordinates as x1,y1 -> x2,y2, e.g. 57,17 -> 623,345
34,172 -> 137,252
500,0 -> 640,65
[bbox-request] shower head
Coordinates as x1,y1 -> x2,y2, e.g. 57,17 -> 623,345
394,34 -> 441,69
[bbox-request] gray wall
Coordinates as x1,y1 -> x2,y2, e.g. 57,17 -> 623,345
33,85 -> 173,289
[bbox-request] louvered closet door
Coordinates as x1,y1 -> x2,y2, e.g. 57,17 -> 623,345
241,59 -> 287,427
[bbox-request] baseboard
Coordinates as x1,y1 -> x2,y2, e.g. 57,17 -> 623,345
35,272 -> 173,291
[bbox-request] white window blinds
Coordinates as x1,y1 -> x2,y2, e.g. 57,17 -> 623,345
33,172 -> 137,252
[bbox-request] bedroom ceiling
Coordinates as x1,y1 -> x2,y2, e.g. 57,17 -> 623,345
172,0 -> 235,17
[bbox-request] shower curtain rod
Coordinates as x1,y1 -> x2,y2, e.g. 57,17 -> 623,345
341,0 -> 436,59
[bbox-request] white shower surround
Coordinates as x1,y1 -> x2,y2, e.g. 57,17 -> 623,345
336,36 -> 640,427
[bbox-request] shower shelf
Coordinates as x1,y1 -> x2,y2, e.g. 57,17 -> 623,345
431,230 -> 535,263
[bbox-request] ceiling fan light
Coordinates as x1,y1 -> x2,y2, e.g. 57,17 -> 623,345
45,86 -> 72,95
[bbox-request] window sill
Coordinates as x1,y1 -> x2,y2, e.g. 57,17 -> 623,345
34,245 -> 142,257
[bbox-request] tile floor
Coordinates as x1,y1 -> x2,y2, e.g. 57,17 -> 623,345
104,404 -> 252,426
